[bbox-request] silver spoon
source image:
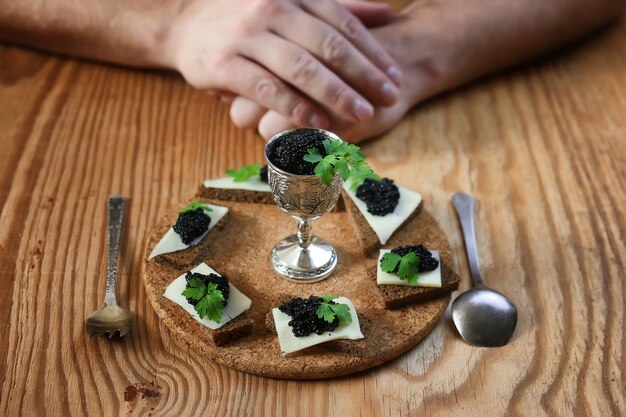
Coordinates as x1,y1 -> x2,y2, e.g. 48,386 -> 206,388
85,196 -> 132,338
451,192 -> 517,347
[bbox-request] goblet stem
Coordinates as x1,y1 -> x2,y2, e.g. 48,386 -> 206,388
297,219 -> 312,248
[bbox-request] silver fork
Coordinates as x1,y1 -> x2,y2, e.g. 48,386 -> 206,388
85,196 -> 132,337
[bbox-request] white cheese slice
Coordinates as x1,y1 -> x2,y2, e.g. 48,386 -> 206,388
343,181 -> 422,245
272,296 -> 364,354
203,176 -> 271,193
148,203 -> 228,260
163,262 -> 251,330
376,249 -> 442,287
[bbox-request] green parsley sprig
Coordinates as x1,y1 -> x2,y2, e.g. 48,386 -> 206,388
226,163 -> 261,182
180,201 -> 213,214
303,139 -> 378,189
182,277 -> 225,323
380,252 -> 421,285
315,295 -> 352,324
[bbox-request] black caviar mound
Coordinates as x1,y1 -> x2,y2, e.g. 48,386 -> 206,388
173,208 -> 211,245
388,245 -> 439,272
356,178 -> 400,216
259,164 -> 268,183
184,272 -> 230,307
278,295 -> 339,337
267,129 -> 326,175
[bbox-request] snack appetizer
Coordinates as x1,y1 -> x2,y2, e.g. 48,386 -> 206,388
198,163 -> 273,204
164,262 -> 253,345
148,201 -> 228,265
343,178 -> 423,254
369,245 -> 460,309
267,295 -> 364,355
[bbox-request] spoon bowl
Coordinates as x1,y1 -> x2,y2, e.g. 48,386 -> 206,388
451,287 -> 518,347
451,192 -> 518,347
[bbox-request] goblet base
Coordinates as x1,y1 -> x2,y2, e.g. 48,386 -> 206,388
270,235 -> 337,283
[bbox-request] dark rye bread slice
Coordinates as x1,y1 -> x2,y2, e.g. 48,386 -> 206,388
342,190 -> 423,255
146,204 -> 230,269
197,181 -> 274,204
265,309 -> 368,355
367,261 -> 460,309
207,313 -> 254,346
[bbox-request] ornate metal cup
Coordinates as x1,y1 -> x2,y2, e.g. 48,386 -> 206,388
265,128 -> 343,282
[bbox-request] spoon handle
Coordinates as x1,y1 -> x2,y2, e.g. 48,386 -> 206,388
451,192 -> 483,287
105,196 -> 125,306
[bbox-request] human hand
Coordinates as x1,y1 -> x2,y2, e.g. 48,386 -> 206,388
164,0 -> 403,130
229,15 -> 445,142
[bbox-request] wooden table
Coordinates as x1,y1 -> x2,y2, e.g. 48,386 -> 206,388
1,11 -> 624,417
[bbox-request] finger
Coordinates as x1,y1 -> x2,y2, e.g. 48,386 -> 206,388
242,33 -> 375,122
271,16 -> 399,107
217,92 -> 236,103
258,111 -> 296,141
219,56 -> 329,129
341,1 -> 395,27
230,96 -> 267,129
300,0 -> 402,85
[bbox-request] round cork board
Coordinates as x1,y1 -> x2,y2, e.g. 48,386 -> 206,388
143,198 -> 455,380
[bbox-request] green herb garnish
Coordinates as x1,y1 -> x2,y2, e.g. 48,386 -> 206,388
380,252 -> 421,284
226,163 -> 261,182
303,139 -> 378,189
315,295 -> 352,324
181,278 -> 225,323
180,201 -> 213,214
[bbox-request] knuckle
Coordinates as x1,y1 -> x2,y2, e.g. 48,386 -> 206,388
255,78 -> 280,104
341,16 -> 361,39
249,0 -> 287,16
322,34 -> 347,65
232,18 -> 256,37
329,86 -> 350,108
291,101 -> 309,123
291,56 -> 318,84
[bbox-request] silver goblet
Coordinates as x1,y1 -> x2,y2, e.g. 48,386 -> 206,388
265,128 -> 343,283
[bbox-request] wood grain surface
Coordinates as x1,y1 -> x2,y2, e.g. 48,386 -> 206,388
0,10 -> 624,417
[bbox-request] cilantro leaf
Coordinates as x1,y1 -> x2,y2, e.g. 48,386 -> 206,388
304,138 -> 377,187
181,277 -> 207,301
380,252 -> 402,273
314,159 -> 335,185
331,304 -> 352,323
180,201 -> 213,214
303,148 -> 323,163
316,302 -> 336,323
335,158 -> 350,181
182,279 -> 225,323
397,252 -> 420,285
226,163 -> 261,182
315,296 -> 353,324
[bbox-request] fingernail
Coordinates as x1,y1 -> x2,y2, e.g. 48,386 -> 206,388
352,98 -> 374,121
309,113 -> 327,129
381,83 -> 398,103
387,67 -> 403,85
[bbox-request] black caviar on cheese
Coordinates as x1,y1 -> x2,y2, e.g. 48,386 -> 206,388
267,130 -> 326,175
355,178 -> 400,216
259,164 -> 269,183
173,208 -> 211,245
389,245 -> 439,272
184,272 -> 230,307
278,295 -> 339,337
